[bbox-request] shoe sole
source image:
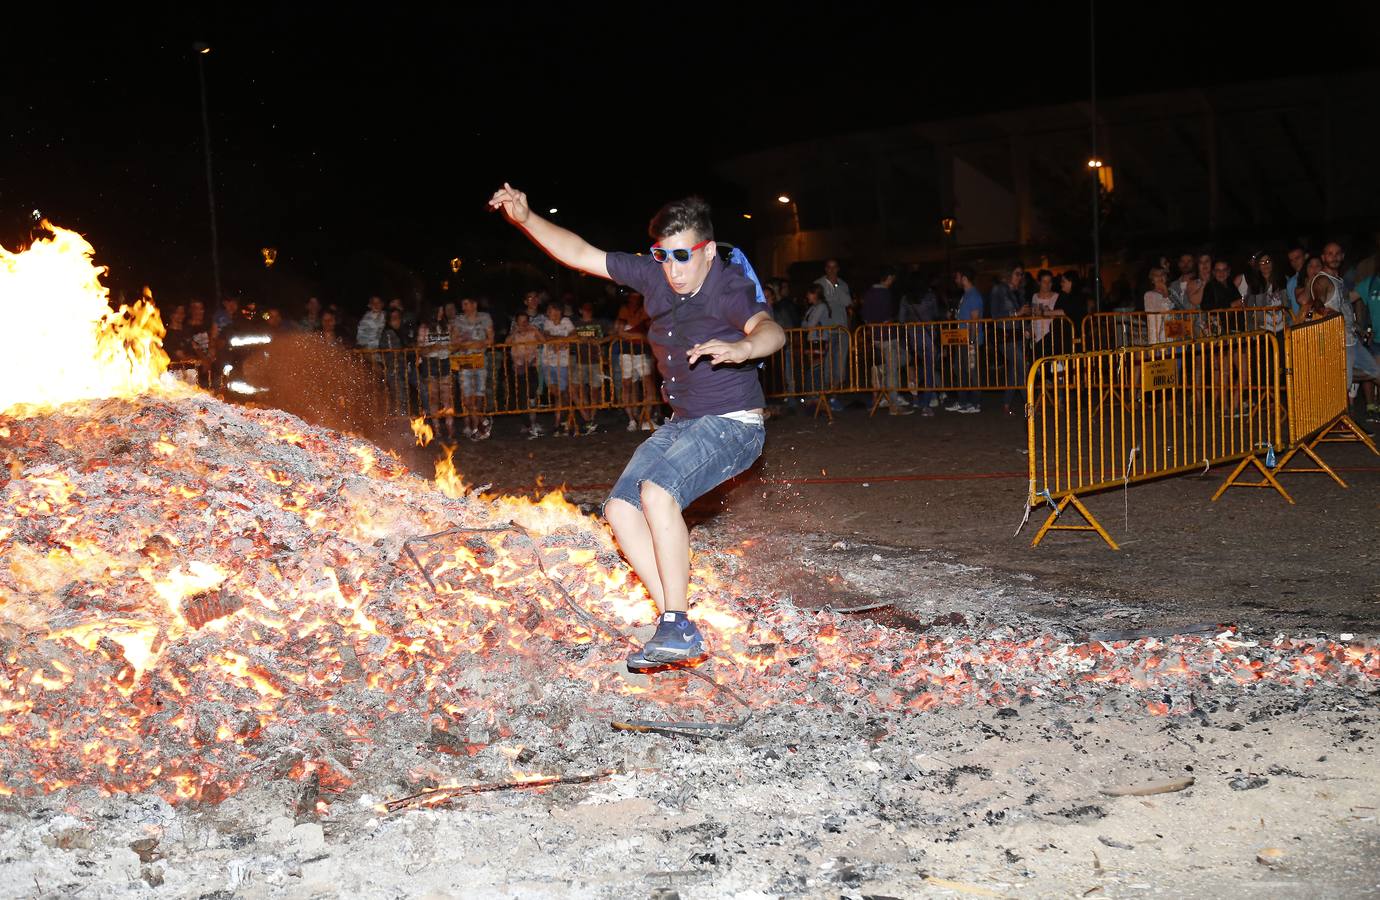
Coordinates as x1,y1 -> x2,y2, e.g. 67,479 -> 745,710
627,651 -> 708,671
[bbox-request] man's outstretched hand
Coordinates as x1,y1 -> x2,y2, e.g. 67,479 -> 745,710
488,183 -> 531,225
688,339 -> 751,366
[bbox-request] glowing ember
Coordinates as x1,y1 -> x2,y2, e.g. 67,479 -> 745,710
0,222 -> 173,415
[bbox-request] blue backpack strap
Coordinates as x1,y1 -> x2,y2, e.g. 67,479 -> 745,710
728,246 -> 767,305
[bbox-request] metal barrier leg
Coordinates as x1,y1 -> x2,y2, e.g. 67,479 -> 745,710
1315,415 -> 1380,455
1030,494 -> 1119,550
1211,453 -> 1295,504
811,393 -> 834,422
1271,441 -> 1348,487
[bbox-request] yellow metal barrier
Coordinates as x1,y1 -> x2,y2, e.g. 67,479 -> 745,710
1081,307 -> 1286,352
761,326 -> 852,419
1026,329 -> 1283,548
848,317 -> 1078,414
1267,314 -> 1378,482
354,337 -> 662,432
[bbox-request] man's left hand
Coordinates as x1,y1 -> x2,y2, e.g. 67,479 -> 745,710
688,339 -> 750,366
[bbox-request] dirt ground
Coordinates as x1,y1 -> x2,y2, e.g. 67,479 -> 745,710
386,401 -> 1380,634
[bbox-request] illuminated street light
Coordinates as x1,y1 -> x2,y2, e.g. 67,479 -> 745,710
194,42 -> 211,55
940,217 -> 956,236
261,247 -> 277,268
450,257 -> 462,273
1087,158 -> 1104,168
548,207 -> 558,214
742,213 -> 752,220
776,195 -> 791,204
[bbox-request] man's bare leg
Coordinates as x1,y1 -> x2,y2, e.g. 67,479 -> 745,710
639,481 -> 689,613
604,497 -> 666,610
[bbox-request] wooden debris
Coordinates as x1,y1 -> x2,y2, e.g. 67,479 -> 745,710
1100,776 -> 1194,797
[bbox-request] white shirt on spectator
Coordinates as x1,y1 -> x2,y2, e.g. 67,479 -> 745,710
539,316 -> 575,366
1144,290 -> 1172,344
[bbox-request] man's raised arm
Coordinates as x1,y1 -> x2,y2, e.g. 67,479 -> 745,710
489,183 -> 609,279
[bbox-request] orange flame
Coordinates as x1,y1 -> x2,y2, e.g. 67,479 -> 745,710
0,222 -> 174,415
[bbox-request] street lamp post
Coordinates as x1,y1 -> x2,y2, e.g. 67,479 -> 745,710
193,42 -> 223,307
940,216 -> 956,282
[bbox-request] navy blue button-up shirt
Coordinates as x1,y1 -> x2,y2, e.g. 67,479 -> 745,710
606,252 -> 766,418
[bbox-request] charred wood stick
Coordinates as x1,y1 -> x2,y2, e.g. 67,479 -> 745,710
384,769 -> 615,813
1099,775 -> 1195,797
1086,622 -> 1222,643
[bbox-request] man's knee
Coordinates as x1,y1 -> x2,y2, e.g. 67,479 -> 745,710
640,480 -> 679,513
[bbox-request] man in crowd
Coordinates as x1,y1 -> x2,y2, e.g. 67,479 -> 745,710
946,266 -> 984,414
858,266 -> 912,415
571,300 -> 611,434
989,262 -> 1030,415
814,259 -> 852,410
356,296 -> 387,349
489,184 -> 784,668
1315,242 -> 1380,421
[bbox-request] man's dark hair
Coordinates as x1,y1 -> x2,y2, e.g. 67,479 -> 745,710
649,196 -> 714,242
877,265 -> 897,281
1037,268 -> 1053,281
955,265 -> 976,283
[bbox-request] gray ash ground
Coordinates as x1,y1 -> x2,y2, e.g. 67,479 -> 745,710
3,400 -> 1378,898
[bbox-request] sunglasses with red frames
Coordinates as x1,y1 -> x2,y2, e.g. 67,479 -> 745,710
650,238 -> 711,264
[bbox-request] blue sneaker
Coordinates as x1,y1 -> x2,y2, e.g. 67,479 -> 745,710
626,612 -> 707,669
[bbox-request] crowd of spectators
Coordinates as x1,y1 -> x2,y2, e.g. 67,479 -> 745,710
157,235 -> 1380,439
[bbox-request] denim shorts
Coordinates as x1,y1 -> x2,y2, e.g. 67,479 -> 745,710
606,415 -> 766,512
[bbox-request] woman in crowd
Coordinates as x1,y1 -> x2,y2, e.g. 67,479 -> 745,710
1293,256 -> 1328,322
417,304 -> 455,441
1031,269 -> 1070,356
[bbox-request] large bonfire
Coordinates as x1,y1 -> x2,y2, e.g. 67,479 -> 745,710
1,224 -> 1376,812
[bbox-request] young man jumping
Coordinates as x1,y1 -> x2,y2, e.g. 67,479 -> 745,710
489,184 -> 785,668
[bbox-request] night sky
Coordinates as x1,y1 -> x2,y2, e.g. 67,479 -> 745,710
6,2 -> 1377,309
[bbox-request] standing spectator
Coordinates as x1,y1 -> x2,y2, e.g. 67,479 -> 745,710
772,278 -> 800,328
570,300 -> 610,434
1201,258 -> 1243,321
539,301 -> 576,435
511,290 -> 544,335
379,308 -> 410,416
1144,266 -> 1174,344
1167,253 -> 1198,311
800,284 -> 831,397
451,297 -> 494,440
946,266 -> 984,414
1284,244 -> 1308,317
186,300 -> 212,378
388,297 -> 417,343
615,291 -> 657,430
898,274 -> 942,415
1030,269 -> 1070,355
509,310 -> 545,437
356,296 -> 387,349
1244,251 -> 1288,335
417,305 -> 455,441
319,309 -> 347,346
163,304 -> 191,359
813,259 -> 852,407
764,283 -> 799,403
297,296 -> 323,332
859,266 -> 912,415
1059,271 -> 1091,329
1293,256 -> 1326,321
989,262 -> 1030,415
1351,265 -> 1380,415
213,296 -> 239,331
1315,242 -> 1380,409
